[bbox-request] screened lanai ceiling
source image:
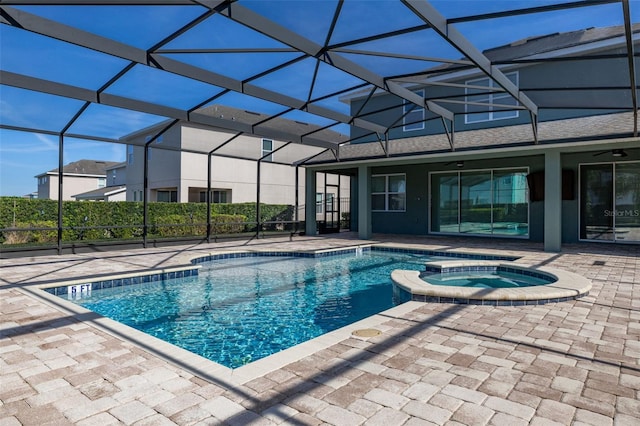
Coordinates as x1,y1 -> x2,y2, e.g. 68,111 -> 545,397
1,0 -> 638,166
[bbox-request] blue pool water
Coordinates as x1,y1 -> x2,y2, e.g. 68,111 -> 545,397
70,251 -> 434,368
423,271 -> 552,288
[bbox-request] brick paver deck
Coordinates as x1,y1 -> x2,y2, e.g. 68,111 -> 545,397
1,235 -> 638,425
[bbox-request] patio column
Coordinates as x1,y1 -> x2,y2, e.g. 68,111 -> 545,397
544,150 -> 562,252
358,165 -> 372,239
305,168 -> 317,236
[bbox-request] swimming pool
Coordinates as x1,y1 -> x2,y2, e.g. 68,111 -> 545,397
56,249 -> 442,368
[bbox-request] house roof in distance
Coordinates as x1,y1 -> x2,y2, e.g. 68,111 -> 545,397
36,160 -> 120,178
194,104 -> 348,144
72,185 -> 126,200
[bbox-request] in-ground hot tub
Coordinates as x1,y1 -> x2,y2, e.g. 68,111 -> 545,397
392,260 -> 591,306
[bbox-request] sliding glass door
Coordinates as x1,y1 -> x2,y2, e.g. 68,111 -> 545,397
580,162 -> 640,242
431,168 -> 529,237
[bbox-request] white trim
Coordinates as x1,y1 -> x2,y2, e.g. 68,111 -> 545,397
465,71 -> 519,124
403,89 -> 425,132
371,173 -> 407,212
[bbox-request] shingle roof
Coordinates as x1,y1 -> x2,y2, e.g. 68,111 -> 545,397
195,105 -> 348,143
483,24 -> 640,62
43,159 -> 120,176
72,185 -> 126,199
306,111 -> 636,164
423,24 -> 640,79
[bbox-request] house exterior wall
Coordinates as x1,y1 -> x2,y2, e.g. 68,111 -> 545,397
107,165 -> 127,187
349,46 -> 634,143
105,191 -> 127,202
124,124 -> 350,209
37,175 -> 52,199
339,147 -> 638,244
38,174 -> 106,200
367,155 -> 545,239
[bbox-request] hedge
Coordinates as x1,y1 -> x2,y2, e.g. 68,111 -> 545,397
0,197 -> 292,244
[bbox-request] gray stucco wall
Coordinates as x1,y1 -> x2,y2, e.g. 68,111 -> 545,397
349,50 -> 632,144
369,155 -> 546,240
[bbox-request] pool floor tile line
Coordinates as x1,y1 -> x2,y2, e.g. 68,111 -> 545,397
1,234 -> 639,426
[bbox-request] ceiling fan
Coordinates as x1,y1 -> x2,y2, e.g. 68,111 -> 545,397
593,149 -> 628,158
444,160 -> 465,168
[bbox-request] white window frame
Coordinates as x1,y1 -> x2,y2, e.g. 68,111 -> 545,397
97,178 -> 106,189
316,192 -> 323,214
261,139 -> 273,162
403,89 -> 425,132
465,72 -> 519,124
371,173 -> 406,212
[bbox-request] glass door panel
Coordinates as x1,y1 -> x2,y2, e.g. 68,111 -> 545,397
615,162 -> 640,242
460,172 -> 492,234
492,170 -> 529,236
580,164 -> 614,241
431,173 -> 458,233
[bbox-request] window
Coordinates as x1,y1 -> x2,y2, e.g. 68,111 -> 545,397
213,190 -> 228,203
316,193 -> 323,214
403,89 -> 425,131
199,190 -> 230,203
133,191 -> 137,201
465,72 -> 519,124
97,178 -> 106,189
430,168 -> 529,236
371,174 -> 406,212
127,145 -> 134,165
111,170 -> 116,185
261,139 -> 273,162
157,190 -> 177,202
39,176 -> 48,185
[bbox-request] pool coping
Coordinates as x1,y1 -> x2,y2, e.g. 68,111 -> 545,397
391,260 -> 592,305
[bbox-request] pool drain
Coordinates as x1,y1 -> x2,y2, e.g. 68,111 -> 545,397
352,328 -> 381,338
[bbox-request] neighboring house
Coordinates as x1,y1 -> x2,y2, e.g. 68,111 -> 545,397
305,25 -> 640,247
121,105 -> 350,221
72,162 -> 127,202
35,159 -> 119,201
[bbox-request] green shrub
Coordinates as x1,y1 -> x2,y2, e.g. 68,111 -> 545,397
3,221 -> 57,244
211,214 -> 248,234
0,197 -> 292,245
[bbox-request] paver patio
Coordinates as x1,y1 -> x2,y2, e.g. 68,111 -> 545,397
1,234 -> 638,425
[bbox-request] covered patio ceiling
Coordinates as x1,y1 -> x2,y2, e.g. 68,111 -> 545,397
1,0 -> 638,166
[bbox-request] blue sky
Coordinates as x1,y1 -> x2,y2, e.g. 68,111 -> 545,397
1,0 -> 637,196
